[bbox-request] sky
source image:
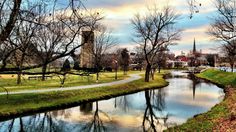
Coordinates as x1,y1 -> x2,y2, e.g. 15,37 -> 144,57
81,0 -> 219,55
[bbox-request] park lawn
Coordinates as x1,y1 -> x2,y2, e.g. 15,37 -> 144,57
0,71 -> 169,120
0,71 -> 136,92
167,69 -> 236,131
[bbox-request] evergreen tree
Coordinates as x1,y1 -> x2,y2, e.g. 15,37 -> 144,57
61,59 -> 71,72
120,48 -> 130,75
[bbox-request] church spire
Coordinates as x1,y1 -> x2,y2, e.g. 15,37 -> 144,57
193,38 -> 196,53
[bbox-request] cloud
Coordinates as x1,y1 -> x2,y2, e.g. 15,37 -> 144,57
81,0 -> 219,55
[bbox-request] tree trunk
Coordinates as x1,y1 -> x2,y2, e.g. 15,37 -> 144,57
61,74 -> 66,86
19,117 -> 24,132
96,72 -> 99,82
150,70 -> 154,80
145,64 -> 151,82
158,65 -> 161,73
17,54 -> 25,84
151,68 -> 156,80
42,64 -> 47,81
123,65 -> 126,75
230,62 -> 234,72
17,69 -> 22,84
95,64 -> 99,82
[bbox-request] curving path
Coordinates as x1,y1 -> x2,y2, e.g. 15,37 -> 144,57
0,74 -> 142,95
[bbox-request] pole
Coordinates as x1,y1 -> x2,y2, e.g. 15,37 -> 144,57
233,0 -> 235,72
115,61 -> 118,80
234,0 -> 235,39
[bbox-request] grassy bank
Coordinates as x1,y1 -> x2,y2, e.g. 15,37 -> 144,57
0,71 -> 169,121
167,69 -> 236,131
0,71 -> 131,92
196,69 -> 236,87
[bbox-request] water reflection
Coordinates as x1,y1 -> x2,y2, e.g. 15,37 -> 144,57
80,102 -> 107,132
0,71 -> 224,132
114,96 -> 130,112
188,73 -> 201,100
0,113 -> 69,132
142,90 -> 168,132
80,103 -> 93,114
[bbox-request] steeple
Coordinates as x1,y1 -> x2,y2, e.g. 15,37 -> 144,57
193,38 -> 196,53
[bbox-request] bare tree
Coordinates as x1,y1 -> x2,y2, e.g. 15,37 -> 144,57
134,45 -> 167,75
98,53 -> 115,72
134,46 -> 145,71
90,26 -> 117,81
155,47 -> 168,73
8,6 -> 39,84
30,1 -> 102,81
208,0 -> 236,72
222,41 -> 236,72
131,6 -> 181,82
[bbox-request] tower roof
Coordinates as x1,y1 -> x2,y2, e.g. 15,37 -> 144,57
193,38 -> 196,53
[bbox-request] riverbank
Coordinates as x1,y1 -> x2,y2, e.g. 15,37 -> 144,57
0,71 -> 169,121
167,69 -> 236,131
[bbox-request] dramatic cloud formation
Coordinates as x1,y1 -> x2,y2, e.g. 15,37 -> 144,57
83,0 -> 218,55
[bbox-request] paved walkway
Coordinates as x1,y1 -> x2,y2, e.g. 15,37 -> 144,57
0,74 -> 142,95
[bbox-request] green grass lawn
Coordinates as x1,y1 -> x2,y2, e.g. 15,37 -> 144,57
167,69 -> 236,131
0,71 -> 169,120
0,71 -> 139,92
196,69 -> 236,87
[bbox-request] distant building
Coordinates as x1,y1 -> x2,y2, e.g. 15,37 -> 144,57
187,38 -> 219,67
175,55 -> 189,67
167,38 -> 219,68
80,31 -> 94,68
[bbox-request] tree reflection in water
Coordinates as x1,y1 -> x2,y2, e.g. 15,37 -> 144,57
143,89 -> 169,132
80,101 -> 109,132
0,112 -> 71,132
114,95 -> 130,112
80,102 -> 93,114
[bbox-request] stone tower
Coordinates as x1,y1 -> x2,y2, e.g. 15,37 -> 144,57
80,31 -> 94,68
